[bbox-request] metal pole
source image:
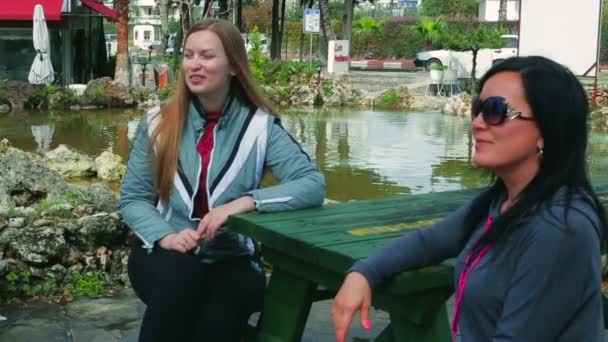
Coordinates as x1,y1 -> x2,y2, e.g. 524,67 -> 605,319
309,33 -> 312,67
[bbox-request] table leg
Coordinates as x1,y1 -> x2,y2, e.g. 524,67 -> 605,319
254,268 -> 316,342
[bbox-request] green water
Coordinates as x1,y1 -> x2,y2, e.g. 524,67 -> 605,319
2,108 -> 608,201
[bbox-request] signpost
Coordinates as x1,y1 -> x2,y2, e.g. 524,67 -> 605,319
303,8 -> 320,66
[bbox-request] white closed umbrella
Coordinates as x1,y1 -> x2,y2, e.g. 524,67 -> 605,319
28,4 -> 54,85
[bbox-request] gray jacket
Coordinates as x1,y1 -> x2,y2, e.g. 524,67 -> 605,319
119,96 -> 326,262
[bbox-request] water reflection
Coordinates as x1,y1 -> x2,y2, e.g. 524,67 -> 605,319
3,108 -> 608,201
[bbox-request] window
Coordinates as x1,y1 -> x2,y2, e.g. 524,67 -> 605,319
148,8 -> 152,15
144,31 -> 151,41
502,37 -> 518,48
135,31 -> 138,40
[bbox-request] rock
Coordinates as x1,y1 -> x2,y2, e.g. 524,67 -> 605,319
290,85 -> 315,107
2,80 -> 45,111
0,145 -> 67,209
48,88 -> 80,110
46,264 -> 67,281
32,219 -> 54,228
73,213 -> 124,250
443,93 -> 472,117
94,151 -> 126,181
44,145 -> 97,178
57,222 -> 79,233
73,204 -> 95,218
7,226 -> 69,265
63,246 -> 83,266
88,184 -> 118,213
13,207 -> 36,219
69,104 -> 82,111
8,218 -> 26,228
83,77 -> 136,108
47,203 -> 74,218
0,259 -> 8,276
0,104 -> 10,114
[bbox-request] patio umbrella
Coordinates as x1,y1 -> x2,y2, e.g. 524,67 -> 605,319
28,4 -> 54,85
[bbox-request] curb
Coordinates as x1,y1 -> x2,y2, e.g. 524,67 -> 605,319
350,60 -> 417,70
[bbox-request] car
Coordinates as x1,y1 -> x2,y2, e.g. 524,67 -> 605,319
414,34 -> 519,72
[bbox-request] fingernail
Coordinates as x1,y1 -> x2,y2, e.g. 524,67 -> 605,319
363,321 -> 372,330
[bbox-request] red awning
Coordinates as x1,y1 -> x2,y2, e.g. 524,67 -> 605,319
80,0 -> 118,22
0,0 -> 65,21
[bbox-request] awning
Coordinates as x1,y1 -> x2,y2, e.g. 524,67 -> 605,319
80,0 -> 118,22
0,0 -> 65,21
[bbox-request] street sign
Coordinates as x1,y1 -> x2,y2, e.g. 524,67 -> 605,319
303,8 -> 320,33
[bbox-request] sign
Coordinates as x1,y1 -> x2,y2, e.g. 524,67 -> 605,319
327,40 -> 350,74
303,8 -> 320,33
518,0 -> 601,76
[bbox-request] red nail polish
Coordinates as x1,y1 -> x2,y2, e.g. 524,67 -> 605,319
363,321 -> 372,330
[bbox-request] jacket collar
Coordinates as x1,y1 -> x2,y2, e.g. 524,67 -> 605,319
189,94 -> 239,132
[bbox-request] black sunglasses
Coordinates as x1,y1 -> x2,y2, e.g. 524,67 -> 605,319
472,96 -> 535,126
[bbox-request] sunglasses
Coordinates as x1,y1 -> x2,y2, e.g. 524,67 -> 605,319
472,96 -> 535,126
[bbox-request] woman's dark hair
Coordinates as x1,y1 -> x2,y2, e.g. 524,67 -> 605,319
463,56 -> 607,253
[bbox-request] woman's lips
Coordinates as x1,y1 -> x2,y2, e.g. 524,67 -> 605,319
189,75 -> 205,85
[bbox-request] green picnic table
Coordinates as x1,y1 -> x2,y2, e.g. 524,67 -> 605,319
230,184 -> 608,341
229,188 -> 483,342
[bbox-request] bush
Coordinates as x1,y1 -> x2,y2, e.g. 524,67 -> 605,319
377,89 -> 402,110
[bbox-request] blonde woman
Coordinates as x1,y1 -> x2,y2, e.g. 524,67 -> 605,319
120,19 -> 325,341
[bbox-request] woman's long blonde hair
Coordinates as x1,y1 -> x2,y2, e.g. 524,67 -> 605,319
149,18 -> 275,202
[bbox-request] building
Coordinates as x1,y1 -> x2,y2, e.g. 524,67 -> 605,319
0,0 -> 118,85
478,0 -> 520,22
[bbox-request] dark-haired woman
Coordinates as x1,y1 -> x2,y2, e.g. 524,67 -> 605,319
332,56 -> 606,342
120,19 -> 325,341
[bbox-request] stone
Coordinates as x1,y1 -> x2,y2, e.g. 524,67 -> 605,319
73,213 -> 124,250
2,80 -> 45,111
0,104 -> 10,114
94,152 -> 127,181
0,145 -> 67,209
83,77 -> 136,108
44,144 -> 97,178
13,207 -> 37,219
8,217 -> 26,228
32,219 -> 54,228
7,226 -> 69,265
0,259 -> 8,276
443,92 -> 472,117
46,264 -> 67,281
88,184 -> 118,213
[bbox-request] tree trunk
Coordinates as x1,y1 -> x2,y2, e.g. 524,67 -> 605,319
279,0 -> 287,59
318,0 -> 335,65
341,0 -> 354,41
159,0 -> 169,60
270,0 -> 281,59
235,0 -> 243,31
203,0 -> 212,17
471,48 -> 478,91
114,0 -> 129,85
498,0 -> 507,22
299,0 -> 314,62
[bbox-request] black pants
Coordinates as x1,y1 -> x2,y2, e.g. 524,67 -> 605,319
128,240 -> 266,342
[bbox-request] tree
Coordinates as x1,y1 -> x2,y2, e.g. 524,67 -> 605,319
409,16 -> 445,50
158,0 -> 170,60
440,25 -> 505,87
353,17 -> 382,59
318,0 -> 336,65
341,0 -> 354,41
114,0 -> 129,85
498,0 -> 507,21
419,0 -> 478,19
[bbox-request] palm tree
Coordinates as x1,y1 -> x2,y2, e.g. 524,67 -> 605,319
114,0 -> 129,85
353,17 -> 382,59
409,16 -> 446,50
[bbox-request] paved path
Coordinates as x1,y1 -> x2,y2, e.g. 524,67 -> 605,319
1,289 -> 606,341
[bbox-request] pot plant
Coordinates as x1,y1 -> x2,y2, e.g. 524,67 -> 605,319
429,64 -> 447,83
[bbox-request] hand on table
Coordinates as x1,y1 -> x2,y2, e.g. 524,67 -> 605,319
197,195 -> 255,241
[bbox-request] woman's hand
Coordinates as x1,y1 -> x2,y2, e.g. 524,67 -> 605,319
158,229 -> 200,253
197,196 -> 255,241
332,272 -> 373,342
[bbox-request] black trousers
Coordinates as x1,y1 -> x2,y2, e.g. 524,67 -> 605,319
128,240 -> 266,342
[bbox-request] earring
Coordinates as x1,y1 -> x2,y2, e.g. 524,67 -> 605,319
537,147 -> 544,156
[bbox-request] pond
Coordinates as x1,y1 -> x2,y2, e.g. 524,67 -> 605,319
2,108 -> 608,202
